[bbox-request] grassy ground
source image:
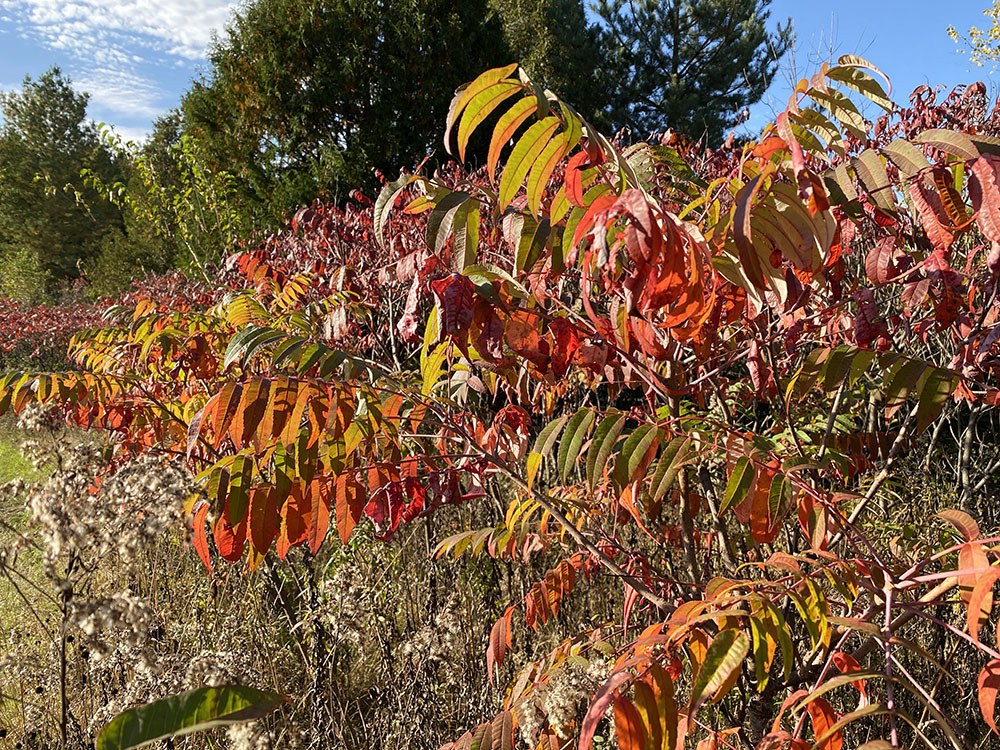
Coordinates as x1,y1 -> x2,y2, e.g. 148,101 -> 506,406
0,414 -> 35,484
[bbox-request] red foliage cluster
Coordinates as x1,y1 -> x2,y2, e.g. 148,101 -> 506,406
0,295 -> 105,360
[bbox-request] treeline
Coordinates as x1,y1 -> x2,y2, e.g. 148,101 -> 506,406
0,0 -> 791,301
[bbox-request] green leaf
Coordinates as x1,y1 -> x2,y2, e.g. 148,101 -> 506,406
515,216 -> 550,275
853,149 -> 895,214
421,341 -> 450,396
457,82 -> 522,162
688,629 -> 749,716
883,139 -> 931,179
558,408 -> 595,483
444,63 -> 519,153
96,685 -> 285,750
427,191 -> 472,254
587,411 -> 626,490
527,415 -> 569,489
227,455 -> 252,523
719,456 -> 755,517
223,326 -> 285,370
822,346 -> 855,393
374,172 -> 415,247
270,335 -> 308,369
969,134 -> 1000,157
914,129 -> 980,162
650,436 -> 694,503
498,116 -> 561,209
767,473 -> 792,524
452,199 -> 481,272
790,108 -> 846,158
826,64 -> 893,112
883,357 -> 928,415
525,129 -> 572,216
915,368 -> 957,435
822,162 -> 857,204
488,97 -> 538,183
612,424 -> 660,490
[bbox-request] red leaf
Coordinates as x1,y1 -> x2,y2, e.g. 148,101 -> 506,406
910,181 -> 954,252
748,340 -> 777,400
970,156 -> 1000,243
213,502 -> 248,564
864,237 -> 898,284
431,273 -> 474,344
397,273 -> 422,342
831,652 -> 868,702
472,295 -> 504,362
548,317 -> 580,376
938,509 -> 980,541
565,151 -> 592,207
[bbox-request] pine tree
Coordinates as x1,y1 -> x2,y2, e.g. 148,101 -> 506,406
0,68 -> 122,298
594,0 -> 793,144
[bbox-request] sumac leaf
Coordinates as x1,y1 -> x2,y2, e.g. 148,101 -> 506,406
96,685 -> 284,750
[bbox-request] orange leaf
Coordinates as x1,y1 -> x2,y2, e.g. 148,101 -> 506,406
211,382 -> 242,448
968,569 -> 1000,642
248,484 -> 280,555
191,502 -> 211,574
938,509 -> 980,541
305,477 -> 332,554
959,542 -> 991,608
805,697 -> 842,750
613,696 -> 646,750
486,606 -> 514,681
979,659 -> 1000,735
335,473 -> 364,545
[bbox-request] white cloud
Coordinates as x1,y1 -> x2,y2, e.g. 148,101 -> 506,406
6,0 -> 235,58
1,0 -> 238,120
105,122 -> 149,144
76,67 -> 163,118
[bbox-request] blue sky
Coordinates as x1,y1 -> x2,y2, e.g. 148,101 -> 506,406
745,1 -> 998,134
0,0 -> 238,142
0,0 -> 995,144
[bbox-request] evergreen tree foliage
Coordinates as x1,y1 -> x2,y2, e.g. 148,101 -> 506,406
0,67 -> 122,299
181,0 -> 513,219
179,0 -> 609,222
489,0 -> 610,126
594,0 -> 793,144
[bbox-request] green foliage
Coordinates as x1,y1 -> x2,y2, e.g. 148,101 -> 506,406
594,0 -> 793,143
81,115 -> 252,294
0,245 -> 48,302
0,67 -> 123,298
180,0 -> 508,217
180,0 -> 609,220
96,685 -> 285,749
488,0 -> 609,126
